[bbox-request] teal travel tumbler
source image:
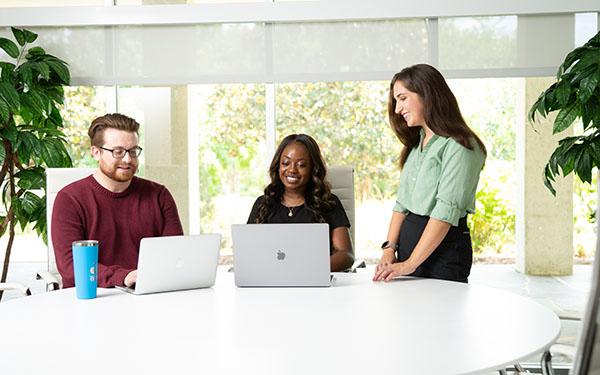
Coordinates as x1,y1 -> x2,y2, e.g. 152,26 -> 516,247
72,240 -> 98,299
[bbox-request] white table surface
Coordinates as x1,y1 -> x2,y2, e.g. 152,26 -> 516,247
0,268 -> 560,375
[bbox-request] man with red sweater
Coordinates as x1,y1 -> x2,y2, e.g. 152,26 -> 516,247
52,113 -> 183,288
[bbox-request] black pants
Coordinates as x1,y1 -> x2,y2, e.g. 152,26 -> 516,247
396,212 -> 473,283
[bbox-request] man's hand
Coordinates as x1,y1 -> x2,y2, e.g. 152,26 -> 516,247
124,270 -> 137,287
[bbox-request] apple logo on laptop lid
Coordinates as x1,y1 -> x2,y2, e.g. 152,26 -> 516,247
276,250 -> 286,261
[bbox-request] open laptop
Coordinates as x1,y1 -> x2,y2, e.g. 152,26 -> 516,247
231,223 -> 331,287
117,234 -> 221,295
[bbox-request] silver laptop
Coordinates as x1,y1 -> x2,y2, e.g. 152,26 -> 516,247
231,223 -> 331,287
117,234 -> 221,295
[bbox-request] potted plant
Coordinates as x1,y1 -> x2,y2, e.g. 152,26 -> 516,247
529,30 -> 599,196
0,27 -> 72,300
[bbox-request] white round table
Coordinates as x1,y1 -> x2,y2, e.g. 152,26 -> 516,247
0,269 -> 560,375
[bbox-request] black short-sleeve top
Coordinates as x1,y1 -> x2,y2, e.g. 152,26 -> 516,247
246,194 -> 351,233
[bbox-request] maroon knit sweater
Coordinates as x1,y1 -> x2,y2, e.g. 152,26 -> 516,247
52,175 -> 184,288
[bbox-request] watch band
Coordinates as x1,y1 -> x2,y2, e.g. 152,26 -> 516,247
381,240 -> 398,251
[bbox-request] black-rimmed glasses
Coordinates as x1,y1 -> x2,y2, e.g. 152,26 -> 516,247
99,146 -> 143,159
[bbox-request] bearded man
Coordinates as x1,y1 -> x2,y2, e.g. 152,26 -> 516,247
52,113 -> 183,288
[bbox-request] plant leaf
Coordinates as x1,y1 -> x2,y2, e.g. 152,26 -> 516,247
571,49 -> 600,74
18,63 -> 33,86
10,27 -> 26,47
15,168 -> 45,190
17,131 -> 42,162
23,29 -> 38,44
528,94 -> 545,122
0,82 -> 20,111
30,61 -> 51,80
0,121 -> 18,145
0,61 -> 16,81
579,72 -> 599,104
555,79 -> 572,107
45,58 -> 70,85
543,163 -> 557,196
0,142 -> 5,167
21,191 -> 42,216
41,137 -> 72,167
553,103 -> 579,134
557,46 -> 585,77
0,97 -> 10,123
26,47 -> 46,60
0,37 -> 20,59
575,151 -> 593,184
21,90 -> 48,117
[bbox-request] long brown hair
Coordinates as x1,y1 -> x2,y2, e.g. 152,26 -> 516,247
388,64 -> 487,168
254,134 -> 334,223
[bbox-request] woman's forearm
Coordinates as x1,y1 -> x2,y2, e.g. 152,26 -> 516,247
405,217 -> 451,269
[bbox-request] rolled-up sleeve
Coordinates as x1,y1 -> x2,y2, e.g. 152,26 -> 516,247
430,143 -> 485,226
393,196 -> 409,214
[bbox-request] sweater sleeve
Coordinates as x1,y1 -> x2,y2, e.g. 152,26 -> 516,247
159,187 -> 184,236
52,190 -> 134,288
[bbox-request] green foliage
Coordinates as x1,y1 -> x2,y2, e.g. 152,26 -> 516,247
197,84 -> 267,231
574,172 -> 598,259
60,86 -> 106,167
276,81 -> 400,201
529,30 -> 600,195
0,27 -> 72,250
468,178 -> 515,255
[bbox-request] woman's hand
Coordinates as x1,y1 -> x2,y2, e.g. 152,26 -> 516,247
373,260 -> 416,282
373,249 -> 397,280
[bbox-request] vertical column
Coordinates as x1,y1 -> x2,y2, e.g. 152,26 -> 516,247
516,77 -> 573,275
141,87 -> 190,234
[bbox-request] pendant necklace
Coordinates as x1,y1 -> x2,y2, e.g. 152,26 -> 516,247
287,206 -> 294,217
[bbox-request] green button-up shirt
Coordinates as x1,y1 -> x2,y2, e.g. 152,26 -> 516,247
393,130 -> 486,226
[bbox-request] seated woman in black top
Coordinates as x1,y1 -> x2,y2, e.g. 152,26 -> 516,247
247,133 -> 354,272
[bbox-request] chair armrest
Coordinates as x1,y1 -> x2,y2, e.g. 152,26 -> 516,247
0,282 -> 31,296
36,271 -> 60,291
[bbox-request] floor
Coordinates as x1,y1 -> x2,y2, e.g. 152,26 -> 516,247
0,261 -> 592,374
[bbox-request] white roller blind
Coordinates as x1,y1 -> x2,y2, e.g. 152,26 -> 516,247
439,14 -> 575,74
271,19 -> 428,79
0,11 -> 594,85
114,23 -> 267,84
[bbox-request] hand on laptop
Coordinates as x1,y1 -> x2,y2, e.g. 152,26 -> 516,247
124,270 -> 137,287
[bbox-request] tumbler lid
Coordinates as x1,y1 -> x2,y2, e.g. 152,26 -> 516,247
72,240 -> 98,247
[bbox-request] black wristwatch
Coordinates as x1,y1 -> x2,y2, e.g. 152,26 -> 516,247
381,240 -> 398,251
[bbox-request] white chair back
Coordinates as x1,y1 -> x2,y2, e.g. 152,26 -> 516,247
46,168 -> 95,277
328,166 -> 355,249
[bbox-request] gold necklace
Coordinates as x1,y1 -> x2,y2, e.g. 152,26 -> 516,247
287,206 -> 294,217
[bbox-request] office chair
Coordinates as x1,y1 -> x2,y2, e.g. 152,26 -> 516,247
503,188 -> 599,375
328,166 -> 365,272
37,167 -> 95,291
0,168 -> 94,298
570,197 -> 600,375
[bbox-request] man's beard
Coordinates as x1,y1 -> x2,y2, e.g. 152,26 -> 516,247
99,161 -> 137,183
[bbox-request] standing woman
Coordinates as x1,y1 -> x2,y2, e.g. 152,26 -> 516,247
247,134 -> 354,272
373,64 -> 486,283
